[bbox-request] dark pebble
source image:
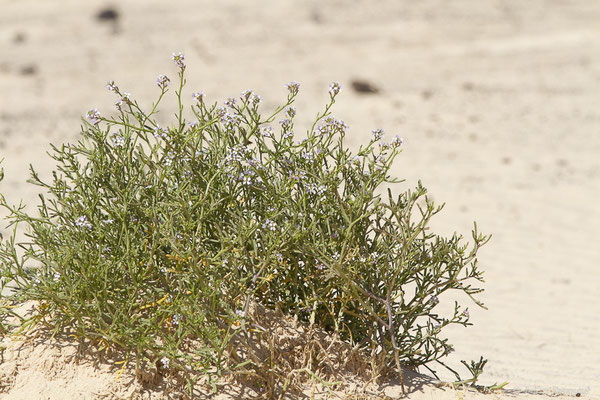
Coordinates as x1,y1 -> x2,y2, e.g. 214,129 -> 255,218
351,79 -> 380,94
13,32 -> 26,44
96,7 -> 119,22
20,64 -> 37,75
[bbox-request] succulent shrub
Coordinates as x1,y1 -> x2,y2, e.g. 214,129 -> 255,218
0,53 -> 490,394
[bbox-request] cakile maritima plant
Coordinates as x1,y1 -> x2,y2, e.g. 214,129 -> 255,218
0,53 -> 491,396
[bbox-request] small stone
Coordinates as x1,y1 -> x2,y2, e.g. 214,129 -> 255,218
96,7 -> 119,22
351,79 -> 380,94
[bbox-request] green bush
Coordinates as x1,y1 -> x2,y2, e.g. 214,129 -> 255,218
0,53 -> 490,395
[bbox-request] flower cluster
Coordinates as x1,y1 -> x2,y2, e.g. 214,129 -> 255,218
262,219 -> 277,232
192,91 -> 204,103
156,74 -> 170,89
75,215 -> 92,230
171,52 -> 185,68
153,126 -> 168,140
392,135 -> 404,147
372,128 -> 385,141
306,182 -> 326,197
225,97 -> 236,108
112,134 -> 126,147
86,109 -> 101,125
106,80 -> 118,92
315,116 -> 348,137
329,81 -> 342,97
286,81 -> 300,96
261,126 -> 273,137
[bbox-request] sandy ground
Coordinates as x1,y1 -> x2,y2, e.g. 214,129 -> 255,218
1,0 -> 599,398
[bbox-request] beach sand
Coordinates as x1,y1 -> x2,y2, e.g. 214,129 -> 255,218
1,0 -> 599,398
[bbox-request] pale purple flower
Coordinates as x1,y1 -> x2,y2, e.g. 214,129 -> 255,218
164,152 -> 175,166
316,116 -> 348,137
261,126 -> 273,137
286,81 -> 300,96
225,97 -> 236,108
172,314 -> 182,326
192,91 -> 204,103
391,135 -> 404,147
160,356 -> 170,369
241,89 -> 253,100
106,80 -> 117,92
372,128 -> 385,141
290,170 -> 306,181
301,150 -> 315,162
75,215 -> 92,230
153,126 -> 168,139
283,130 -> 294,139
171,52 -> 185,68
262,219 -> 277,231
286,107 -> 296,118
329,81 -> 341,96
279,119 -> 292,130
121,92 -> 132,104
306,183 -> 326,196
112,134 -> 125,147
251,93 -> 262,105
216,107 -> 227,118
156,74 -> 170,88
86,109 -> 101,125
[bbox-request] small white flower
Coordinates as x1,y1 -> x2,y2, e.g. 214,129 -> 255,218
329,82 -> 342,96
156,74 -> 170,88
261,126 -> 273,137
372,128 -> 385,141
171,52 -> 185,68
112,134 -> 126,147
192,91 -> 204,102
153,126 -> 168,139
106,80 -> 117,92
86,109 -> 101,125
75,215 -> 92,230
391,135 -> 404,147
172,314 -> 182,326
262,219 -> 277,231
286,81 -> 300,95
160,356 -> 170,369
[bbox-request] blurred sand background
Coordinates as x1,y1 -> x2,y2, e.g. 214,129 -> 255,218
1,0 -> 599,398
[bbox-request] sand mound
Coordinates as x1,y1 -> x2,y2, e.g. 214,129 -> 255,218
0,303 -> 584,399
0,302 -> 382,399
